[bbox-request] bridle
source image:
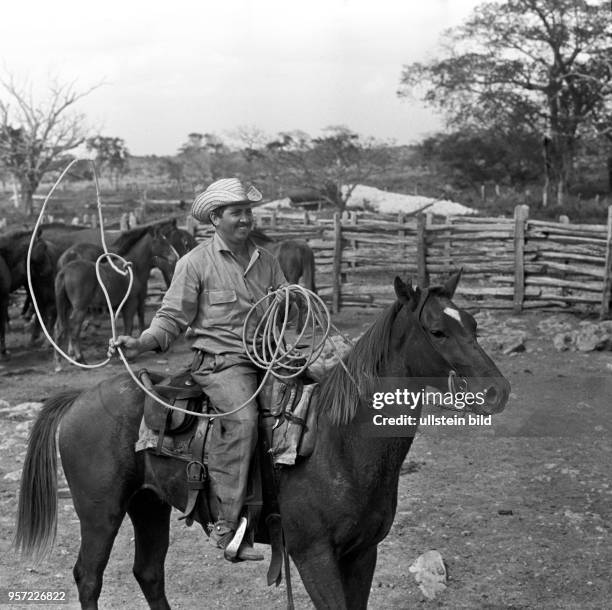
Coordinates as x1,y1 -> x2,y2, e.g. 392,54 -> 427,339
412,287 -> 468,401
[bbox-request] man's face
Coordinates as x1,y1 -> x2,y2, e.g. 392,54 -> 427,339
212,203 -> 254,245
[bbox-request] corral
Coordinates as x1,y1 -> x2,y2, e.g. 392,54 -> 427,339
0,209 -> 611,608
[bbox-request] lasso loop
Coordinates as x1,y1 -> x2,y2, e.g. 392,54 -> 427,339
27,158 -> 134,369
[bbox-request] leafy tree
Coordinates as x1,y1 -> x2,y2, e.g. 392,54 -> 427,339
86,135 -> 129,189
265,126 -> 391,211
417,127 -> 542,189
0,76 -> 96,215
398,0 -> 612,206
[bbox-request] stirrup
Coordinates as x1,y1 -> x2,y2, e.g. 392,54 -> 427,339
223,516 -> 247,561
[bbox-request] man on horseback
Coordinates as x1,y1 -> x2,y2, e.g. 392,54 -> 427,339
110,177 -> 289,562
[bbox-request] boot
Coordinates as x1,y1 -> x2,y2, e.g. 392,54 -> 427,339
210,518 -> 264,562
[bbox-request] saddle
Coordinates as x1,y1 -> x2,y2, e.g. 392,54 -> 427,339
135,367 -> 318,582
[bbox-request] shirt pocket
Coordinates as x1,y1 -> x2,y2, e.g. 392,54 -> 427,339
205,289 -> 238,324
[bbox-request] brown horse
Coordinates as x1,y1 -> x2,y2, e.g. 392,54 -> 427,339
56,225 -> 183,288
52,226 -> 178,370
15,273 -> 509,609
250,228 -> 316,330
250,228 -> 316,292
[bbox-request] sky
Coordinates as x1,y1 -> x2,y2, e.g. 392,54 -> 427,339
0,0 -> 483,156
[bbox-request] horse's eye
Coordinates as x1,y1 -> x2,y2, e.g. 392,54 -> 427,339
430,329 -> 445,338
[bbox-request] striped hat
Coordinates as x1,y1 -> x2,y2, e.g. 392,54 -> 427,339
191,178 -> 262,223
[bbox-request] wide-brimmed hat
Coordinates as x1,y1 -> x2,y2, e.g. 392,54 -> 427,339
191,178 -> 262,223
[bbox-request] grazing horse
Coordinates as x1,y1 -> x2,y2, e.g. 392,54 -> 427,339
53,226 -> 178,370
15,273 -> 509,609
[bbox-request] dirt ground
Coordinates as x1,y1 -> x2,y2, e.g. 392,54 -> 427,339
0,302 -> 611,609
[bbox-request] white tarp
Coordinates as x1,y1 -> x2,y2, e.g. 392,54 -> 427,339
344,185 -> 476,216
256,186 -> 476,217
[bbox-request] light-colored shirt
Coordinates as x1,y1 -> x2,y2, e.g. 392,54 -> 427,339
142,232 -> 287,358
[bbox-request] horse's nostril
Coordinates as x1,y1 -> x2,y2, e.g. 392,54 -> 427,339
485,386 -> 498,405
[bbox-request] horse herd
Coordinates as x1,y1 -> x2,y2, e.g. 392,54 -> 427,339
0,219 -> 316,368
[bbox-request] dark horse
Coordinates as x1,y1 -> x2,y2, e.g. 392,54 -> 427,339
0,229 -> 58,356
250,228 -> 317,330
159,219 -> 197,257
53,225 -> 178,370
15,273 -> 510,609
156,219 -> 197,287
250,228 -> 316,292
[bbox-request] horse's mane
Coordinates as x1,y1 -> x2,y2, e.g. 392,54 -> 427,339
318,302 -> 399,426
112,226 -> 152,255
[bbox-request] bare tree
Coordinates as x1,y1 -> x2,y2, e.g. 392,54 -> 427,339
0,76 -> 97,215
265,126 -> 392,211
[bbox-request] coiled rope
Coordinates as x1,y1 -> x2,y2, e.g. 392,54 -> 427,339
27,159 -> 353,419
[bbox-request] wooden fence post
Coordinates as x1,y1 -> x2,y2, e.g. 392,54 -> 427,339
600,205 -> 612,319
513,204 -> 529,313
332,212 -> 342,313
397,212 -> 406,264
416,213 -> 429,288
120,213 -> 129,231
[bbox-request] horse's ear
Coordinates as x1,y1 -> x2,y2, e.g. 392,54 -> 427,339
394,276 -> 419,310
442,269 -> 462,298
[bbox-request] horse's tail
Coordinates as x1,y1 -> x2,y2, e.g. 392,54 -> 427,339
302,244 -> 317,294
14,390 -> 81,561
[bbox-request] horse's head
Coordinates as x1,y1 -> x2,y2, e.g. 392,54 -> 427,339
392,272 -> 510,415
151,228 -> 180,287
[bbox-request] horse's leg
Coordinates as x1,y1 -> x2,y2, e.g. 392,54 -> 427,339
69,308 -> 88,363
0,297 -> 8,358
290,542 -> 348,609
53,319 -> 65,371
72,513 -> 125,610
127,489 -> 171,610
339,546 -> 378,610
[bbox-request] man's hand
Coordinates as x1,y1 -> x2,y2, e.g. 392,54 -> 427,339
108,335 -> 142,360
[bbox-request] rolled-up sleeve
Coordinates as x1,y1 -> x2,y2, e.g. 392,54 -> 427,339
142,256 -> 201,351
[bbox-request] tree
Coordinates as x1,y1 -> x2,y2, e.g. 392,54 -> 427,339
86,136 -> 129,189
398,0 -> 612,206
0,76 -> 96,215
417,126 -> 542,190
265,126 -> 392,211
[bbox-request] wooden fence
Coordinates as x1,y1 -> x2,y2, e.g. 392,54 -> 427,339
186,204 -> 612,317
